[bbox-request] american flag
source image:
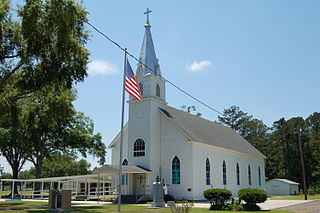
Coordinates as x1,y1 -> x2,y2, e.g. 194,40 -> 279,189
125,60 -> 142,101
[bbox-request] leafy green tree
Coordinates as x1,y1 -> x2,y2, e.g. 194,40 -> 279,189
270,117 -> 309,184
306,113 -> 320,187
21,154 -> 92,178
24,86 -> 106,179
217,106 -> 250,133
217,106 -> 269,150
0,1 -> 106,195
0,0 -> 89,103
0,101 -> 31,180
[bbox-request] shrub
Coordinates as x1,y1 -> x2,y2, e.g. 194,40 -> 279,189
203,189 -> 232,210
238,188 -> 267,210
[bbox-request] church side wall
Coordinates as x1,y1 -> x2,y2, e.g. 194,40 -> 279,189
160,116 -> 194,200
192,144 -> 265,200
110,129 -> 129,165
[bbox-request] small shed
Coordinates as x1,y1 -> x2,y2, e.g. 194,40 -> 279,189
266,178 -> 299,195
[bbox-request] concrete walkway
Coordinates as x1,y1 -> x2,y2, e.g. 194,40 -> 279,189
258,199 -> 313,210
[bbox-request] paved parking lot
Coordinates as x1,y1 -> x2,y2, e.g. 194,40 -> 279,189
277,200 -> 320,213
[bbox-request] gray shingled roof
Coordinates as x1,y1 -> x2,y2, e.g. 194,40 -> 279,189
159,106 -> 265,158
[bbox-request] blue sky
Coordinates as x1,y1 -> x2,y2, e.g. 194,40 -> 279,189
1,0 -> 319,172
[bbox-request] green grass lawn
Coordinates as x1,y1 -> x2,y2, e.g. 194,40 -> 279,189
270,194 -> 320,200
0,191 -> 42,196
0,201 -> 47,208
0,202 -> 296,213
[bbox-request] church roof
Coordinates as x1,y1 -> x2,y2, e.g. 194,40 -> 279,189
159,106 -> 266,158
267,178 -> 300,185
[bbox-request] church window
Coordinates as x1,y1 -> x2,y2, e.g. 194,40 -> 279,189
139,83 -> 144,96
121,159 -> 128,185
172,156 -> 181,184
156,84 -> 160,97
133,139 -> 145,157
248,165 -> 252,185
206,158 -> 210,185
236,163 -> 240,185
222,161 -> 227,185
122,159 -> 128,165
258,166 -> 261,186
121,174 -> 128,185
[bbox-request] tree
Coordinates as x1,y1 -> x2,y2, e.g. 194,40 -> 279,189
0,0 -> 89,103
24,86 -> 106,179
0,100 -> 31,181
21,154 -> 92,178
217,106 -> 250,133
0,1 -> 105,195
217,106 -> 269,149
181,105 -> 202,117
270,117 -> 309,185
306,113 -> 320,187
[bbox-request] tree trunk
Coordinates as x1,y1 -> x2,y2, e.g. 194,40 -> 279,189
34,160 -> 42,195
11,163 -> 19,197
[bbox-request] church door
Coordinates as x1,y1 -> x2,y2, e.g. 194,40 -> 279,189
133,174 -> 146,195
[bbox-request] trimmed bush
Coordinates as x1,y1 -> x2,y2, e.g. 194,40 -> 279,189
238,188 -> 267,210
203,189 -> 232,210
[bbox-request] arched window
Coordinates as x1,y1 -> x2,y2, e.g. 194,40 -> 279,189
206,158 -> 210,185
172,156 -> 181,184
236,163 -> 240,185
156,84 -> 160,97
258,166 -> 261,186
248,165 -> 252,185
139,83 -> 143,96
133,139 -> 145,157
122,159 -> 128,165
222,161 -> 227,185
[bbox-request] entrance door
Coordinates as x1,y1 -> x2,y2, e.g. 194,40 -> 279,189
133,174 -> 146,195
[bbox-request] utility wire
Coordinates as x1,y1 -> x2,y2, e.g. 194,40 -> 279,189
85,21 -> 223,116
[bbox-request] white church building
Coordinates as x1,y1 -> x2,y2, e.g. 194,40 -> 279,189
108,14 -> 266,200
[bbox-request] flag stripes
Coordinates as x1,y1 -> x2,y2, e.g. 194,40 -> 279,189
125,60 -> 142,101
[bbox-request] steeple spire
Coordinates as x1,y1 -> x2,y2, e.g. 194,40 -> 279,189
139,8 -> 160,76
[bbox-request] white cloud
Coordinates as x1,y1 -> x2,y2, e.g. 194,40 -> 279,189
87,59 -> 119,76
186,60 -> 212,71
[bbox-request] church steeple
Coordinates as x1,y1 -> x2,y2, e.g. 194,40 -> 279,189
134,8 -> 165,102
139,8 -> 160,76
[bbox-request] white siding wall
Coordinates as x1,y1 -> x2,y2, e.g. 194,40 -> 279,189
192,143 -> 265,199
160,115 -> 194,200
127,98 -> 166,194
110,128 -> 129,165
266,180 -> 298,195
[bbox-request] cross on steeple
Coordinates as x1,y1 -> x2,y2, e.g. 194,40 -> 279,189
144,8 -> 152,25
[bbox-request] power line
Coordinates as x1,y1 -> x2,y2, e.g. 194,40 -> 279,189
85,21 -> 224,116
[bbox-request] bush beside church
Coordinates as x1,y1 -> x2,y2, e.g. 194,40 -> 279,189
203,188 -> 267,211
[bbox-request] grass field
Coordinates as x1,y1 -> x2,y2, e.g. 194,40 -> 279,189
0,202 -> 296,213
270,194 -> 320,200
0,201 -> 47,208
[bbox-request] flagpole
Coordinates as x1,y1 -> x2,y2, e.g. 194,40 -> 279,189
118,48 -> 127,213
